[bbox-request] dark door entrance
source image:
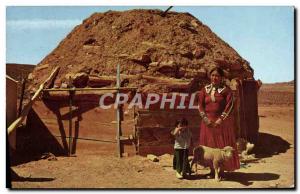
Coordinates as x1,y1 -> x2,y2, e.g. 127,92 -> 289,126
238,80 -> 259,144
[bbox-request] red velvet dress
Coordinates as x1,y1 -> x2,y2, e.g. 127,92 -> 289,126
198,84 -> 240,171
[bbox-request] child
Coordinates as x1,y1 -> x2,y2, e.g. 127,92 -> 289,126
171,118 -> 192,179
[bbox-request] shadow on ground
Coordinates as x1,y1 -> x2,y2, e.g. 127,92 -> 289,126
223,172 -> 280,186
253,132 -> 291,158
10,169 -> 55,183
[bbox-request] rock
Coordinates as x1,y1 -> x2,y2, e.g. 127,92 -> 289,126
141,54 -> 152,63
196,68 -> 207,78
84,38 -> 97,46
73,73 -> 89,87
92,69 -> 100,75
178,21 -> 198,33
27,73 -> 34,80
131,53 -> 152,64
159,154 -> 173,162
65,73 -> 74,81
198,42 -> 213,50
61,82 -> 68,88
122,152 -> 129,157
157,65 -> 176,77
180,50 -> 193,59
53,79 -> 62,88
177,70 -> 185,78
231,62 -> 242,70
191,19 -> 201,28
35,64 -> 49,71
148,62 -> 159,68
41,152 -> 57,161
155,60 -> 177,77
147,154 -> 159,162
79,67 -> 92,75
141,41 -> 167,49
87,76 -> 114,87
215,59 -> 230,68
65,72 -> 89,88
269,183 -> 279,188
193,48 -> 206,59
183,68 -> 206,79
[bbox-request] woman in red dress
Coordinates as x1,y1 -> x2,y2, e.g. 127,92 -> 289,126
198,67 -> 240,177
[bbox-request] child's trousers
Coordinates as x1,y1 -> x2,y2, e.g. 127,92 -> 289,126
173,149 -> 191,175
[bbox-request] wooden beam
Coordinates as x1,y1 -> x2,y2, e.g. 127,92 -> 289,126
43,87 -> 137,92
7,67 -> 60,138
68,76 -> 74,156
161,6 -> 173,17
17,78 -> 27,117
116,64 -> 122,158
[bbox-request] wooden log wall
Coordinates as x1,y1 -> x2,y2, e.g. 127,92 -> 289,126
20,92 -> 136,156
19,79 -> 258,157
136,109 -> 201,156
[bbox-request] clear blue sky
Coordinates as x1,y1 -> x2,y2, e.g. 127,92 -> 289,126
6,6 -> 294,83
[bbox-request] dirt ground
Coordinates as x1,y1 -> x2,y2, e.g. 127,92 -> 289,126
10,104 -> 294,189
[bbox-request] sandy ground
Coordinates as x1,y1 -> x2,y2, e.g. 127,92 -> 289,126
10,105 -> 294,189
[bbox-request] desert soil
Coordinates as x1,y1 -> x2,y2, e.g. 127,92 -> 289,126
10,103 -> 294,189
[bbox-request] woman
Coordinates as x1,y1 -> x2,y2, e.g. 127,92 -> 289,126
198,67 -> 240,176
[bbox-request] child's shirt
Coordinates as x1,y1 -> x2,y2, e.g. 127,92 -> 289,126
172,128 -> 192,149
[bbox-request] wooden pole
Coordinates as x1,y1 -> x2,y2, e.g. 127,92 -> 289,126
18,78 -> 27,117
68,76 -> 74,156
43,87 -> 137,92
116,64 -> 122,158
161,6 -> 173,17
7,67 -> 60,137
133,105 -> 138,154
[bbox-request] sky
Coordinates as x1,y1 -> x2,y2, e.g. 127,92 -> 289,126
6,6 -> 294,83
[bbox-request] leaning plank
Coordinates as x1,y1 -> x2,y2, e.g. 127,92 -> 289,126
7,67 -> 60,138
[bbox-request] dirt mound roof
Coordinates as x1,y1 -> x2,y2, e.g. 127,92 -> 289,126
29,9 -> 254,93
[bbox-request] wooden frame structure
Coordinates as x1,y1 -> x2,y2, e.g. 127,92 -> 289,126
8,65 -> 259,158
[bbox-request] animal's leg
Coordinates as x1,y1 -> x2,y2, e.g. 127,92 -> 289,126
213,161 -> 221,181
219,167 -> 224,179
214,167 -> 220,181
190,159 -> 195,173
206,167 -> 215,179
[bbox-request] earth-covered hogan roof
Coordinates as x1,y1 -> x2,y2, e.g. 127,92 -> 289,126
28,9 -> 254,93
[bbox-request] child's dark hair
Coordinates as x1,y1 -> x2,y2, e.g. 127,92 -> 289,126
175,118 -> 188,127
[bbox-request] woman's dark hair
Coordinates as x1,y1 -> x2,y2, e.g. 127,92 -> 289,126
209,67 -> 224,77
175,118 -> 188,127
